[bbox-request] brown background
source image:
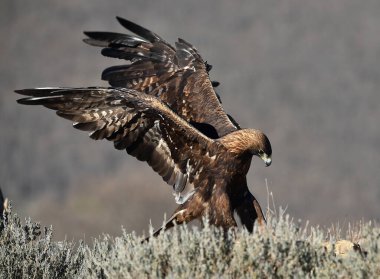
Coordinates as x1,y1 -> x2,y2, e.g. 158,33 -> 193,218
1,0 -> 379,240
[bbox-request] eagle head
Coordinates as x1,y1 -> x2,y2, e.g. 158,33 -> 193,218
254,131 -> 272,167
219,129 -> 272,166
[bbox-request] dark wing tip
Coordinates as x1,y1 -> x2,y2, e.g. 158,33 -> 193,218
16,98 -> 30,105
83,31 -> 118,40
17,96 -> 45,105
14,89 -> 25,94
116,16 -> 161,42
83,31 -> 93,37
15,88 -> 63,96
83,31 -> 111,47
15,87 -> 73,105
16,95 -> 63,105
116,16 -> 139,30
14,89 -> 39,96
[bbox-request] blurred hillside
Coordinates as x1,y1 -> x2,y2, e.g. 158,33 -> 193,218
0,0 -> 379,239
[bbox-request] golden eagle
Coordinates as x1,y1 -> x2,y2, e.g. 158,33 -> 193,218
16,17 -> 272,236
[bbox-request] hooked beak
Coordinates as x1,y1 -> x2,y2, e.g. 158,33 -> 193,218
260,154 -> 272,167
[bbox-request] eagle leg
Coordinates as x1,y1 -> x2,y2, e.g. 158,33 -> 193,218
143,207 -> 192,242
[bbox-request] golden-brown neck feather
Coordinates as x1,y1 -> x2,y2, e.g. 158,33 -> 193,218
218,129 -> 269,155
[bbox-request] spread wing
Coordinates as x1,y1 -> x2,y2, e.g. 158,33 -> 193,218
16,87 -> 220,204
83,17 -> 240,138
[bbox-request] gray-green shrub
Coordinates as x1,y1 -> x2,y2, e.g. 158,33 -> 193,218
1,207 -> 379,278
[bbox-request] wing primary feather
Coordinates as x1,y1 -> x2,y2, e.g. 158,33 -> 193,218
17,95 -> 64,105
15,88 -> 67,96
101,47 -> 164,62
116,16 -> 162,43
102,65 -> 157,81
83,31 -> 147,47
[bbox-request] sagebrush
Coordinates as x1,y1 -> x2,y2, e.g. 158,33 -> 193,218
0,206 -> 379,278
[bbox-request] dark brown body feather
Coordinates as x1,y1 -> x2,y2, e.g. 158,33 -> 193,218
15,17 -> 272,236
